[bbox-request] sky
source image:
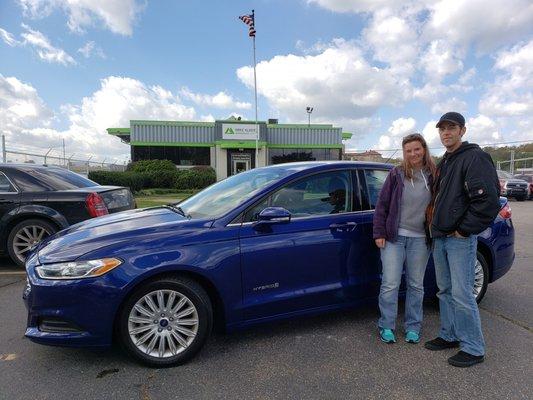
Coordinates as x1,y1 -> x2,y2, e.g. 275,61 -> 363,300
0,0 -> 532,163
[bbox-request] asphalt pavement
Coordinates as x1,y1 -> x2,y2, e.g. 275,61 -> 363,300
0,201 -> 531,400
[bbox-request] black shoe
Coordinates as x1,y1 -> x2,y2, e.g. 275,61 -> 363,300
424,337 -> 460,351
448,351 -> 484,367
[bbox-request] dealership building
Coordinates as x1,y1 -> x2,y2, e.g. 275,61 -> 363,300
108,117 -> 352,181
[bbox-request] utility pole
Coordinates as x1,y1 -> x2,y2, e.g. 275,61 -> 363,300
2,135 -> 6,163
510,150 -> 515,175
62,139 -> 66,167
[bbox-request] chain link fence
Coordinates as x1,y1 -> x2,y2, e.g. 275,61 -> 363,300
1,135 -> 128,175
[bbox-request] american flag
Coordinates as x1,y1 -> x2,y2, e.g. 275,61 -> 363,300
239,13 -> 256,37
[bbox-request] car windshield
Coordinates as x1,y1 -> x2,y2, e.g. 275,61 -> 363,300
177,167 -> 294,219
497,170 -> 513,179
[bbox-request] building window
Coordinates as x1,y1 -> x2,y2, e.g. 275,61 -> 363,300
132,146 -> 210,165
269,148 -> 341,165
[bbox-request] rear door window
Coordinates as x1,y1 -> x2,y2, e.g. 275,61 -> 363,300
0,172 -> 16,192
359,169 -> 390,210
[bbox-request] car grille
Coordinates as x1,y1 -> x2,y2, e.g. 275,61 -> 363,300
507,183 -> 527,188
38,318 -> 82,333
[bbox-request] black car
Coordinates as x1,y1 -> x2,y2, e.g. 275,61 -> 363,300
497,170 -> 529,201
513,174 -> 533,200
0,164 -> 135,266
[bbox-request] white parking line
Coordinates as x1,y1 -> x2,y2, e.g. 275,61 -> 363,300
0,271 -> 26,275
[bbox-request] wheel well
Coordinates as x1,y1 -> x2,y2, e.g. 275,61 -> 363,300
112,270 -> 227,339
477,242 -> 493,282
4,215 -> 62,246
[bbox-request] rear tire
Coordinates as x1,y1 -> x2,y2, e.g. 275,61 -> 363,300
474,252 -> 489,303
118,276 -> 212,367
7,219 -> 57,267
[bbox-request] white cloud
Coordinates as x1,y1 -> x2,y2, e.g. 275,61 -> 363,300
362,10 -> 419,77
18,0 -> 145,36
425,0 -> 533,52
419,40 -> 463,82
77,41 -> 106,59
480,40 -> 533,118
0,74 -> 53,134
430,98 -> 467,115
237,39 -> 409,121
1,75 -> 198,161
1,25 -> 76,65
179,87 -> 251,110
376,117 -> 417,150
0,28 -> 21,46
307,0 -> 414,14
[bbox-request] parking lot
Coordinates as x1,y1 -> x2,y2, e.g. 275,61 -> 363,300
0,202 -> 531,400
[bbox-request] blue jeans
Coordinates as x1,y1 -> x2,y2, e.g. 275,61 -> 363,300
378,236 -> 430,333
433,235 -> 485,356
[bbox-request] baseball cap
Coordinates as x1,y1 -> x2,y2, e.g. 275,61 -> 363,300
436,112 -> 465,128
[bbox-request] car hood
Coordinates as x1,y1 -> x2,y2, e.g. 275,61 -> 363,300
505,179 -> 528,184
36,207 -> 211,264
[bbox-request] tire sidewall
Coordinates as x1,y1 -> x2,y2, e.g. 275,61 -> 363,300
7,218 -> 57,267
475,252 -> 489,303
118,278 -> 212,367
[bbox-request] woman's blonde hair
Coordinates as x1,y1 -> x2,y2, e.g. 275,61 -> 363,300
401,133 -> 436,179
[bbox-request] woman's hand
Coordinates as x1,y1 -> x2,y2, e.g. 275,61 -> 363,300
375,238 -> 386,248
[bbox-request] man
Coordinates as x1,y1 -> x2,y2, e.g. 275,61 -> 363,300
425,112 -> 500,367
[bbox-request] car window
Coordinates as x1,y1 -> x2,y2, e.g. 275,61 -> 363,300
244,170 -> 352,222
0,172 -> 16,192
13,168 -> 98,191
497,170 -> 512,180
360,169 -> 389,210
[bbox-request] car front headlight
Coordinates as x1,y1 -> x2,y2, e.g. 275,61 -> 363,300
35,258 -> 122,280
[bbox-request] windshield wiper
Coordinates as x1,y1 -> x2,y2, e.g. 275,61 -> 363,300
165,203 -> 191,219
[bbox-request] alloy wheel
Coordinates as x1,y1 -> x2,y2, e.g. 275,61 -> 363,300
13,225 -> 51,262
128,289 -> 199,358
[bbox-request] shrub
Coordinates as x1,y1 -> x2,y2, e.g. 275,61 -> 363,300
143,170 -> 178,189
175,167 -> 216,190
88,171 -> 149,192
128,159 -> 176,173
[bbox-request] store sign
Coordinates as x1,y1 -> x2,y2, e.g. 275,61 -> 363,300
222,123 -> 259,140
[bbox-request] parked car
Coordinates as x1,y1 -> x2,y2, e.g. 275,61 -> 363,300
497,170 -> 528,201
0,164 -> 135,266
513,174 -> 533,200
23,162 -> 515,367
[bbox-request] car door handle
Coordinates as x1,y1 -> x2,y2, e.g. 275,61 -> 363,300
329,222 -> 357,231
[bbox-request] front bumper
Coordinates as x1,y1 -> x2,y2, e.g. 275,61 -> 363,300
23,253 -> 125,348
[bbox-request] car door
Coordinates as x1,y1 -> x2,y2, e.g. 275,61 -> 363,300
238,169 -> 367,320
351,168 -> 391,299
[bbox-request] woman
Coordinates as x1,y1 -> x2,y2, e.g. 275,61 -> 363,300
373,133 -> 436,344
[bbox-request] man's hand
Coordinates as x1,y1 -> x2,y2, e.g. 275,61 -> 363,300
453,231 -> 466,238
375,238 -> 386,248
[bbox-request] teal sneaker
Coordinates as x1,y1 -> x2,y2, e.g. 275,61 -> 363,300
405,331 -> 420,344
379,328 -> 396,343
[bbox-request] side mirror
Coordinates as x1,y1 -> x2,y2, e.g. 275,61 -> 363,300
254,207 -> 291,225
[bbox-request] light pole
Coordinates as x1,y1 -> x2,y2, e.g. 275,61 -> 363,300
306,107 -> 313,127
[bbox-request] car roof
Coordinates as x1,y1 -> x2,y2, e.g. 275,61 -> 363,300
0,163 -> 63,169
256,160 -> 393,173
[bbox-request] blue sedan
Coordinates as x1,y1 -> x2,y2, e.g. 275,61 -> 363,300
23,162 -> 515,367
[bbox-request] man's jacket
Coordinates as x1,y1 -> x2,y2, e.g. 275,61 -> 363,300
430,142 -> 500,238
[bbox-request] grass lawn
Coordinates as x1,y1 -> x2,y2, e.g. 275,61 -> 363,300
134,190 -> 199,208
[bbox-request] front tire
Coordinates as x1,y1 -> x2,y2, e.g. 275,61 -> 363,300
7,219 -> 57,267
474,252 -> 489,303
118,276 -> 213,367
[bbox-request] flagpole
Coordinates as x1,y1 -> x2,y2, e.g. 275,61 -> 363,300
252,10 -> 258,168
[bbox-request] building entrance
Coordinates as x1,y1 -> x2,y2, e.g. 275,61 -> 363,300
227,150 -> 255,176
